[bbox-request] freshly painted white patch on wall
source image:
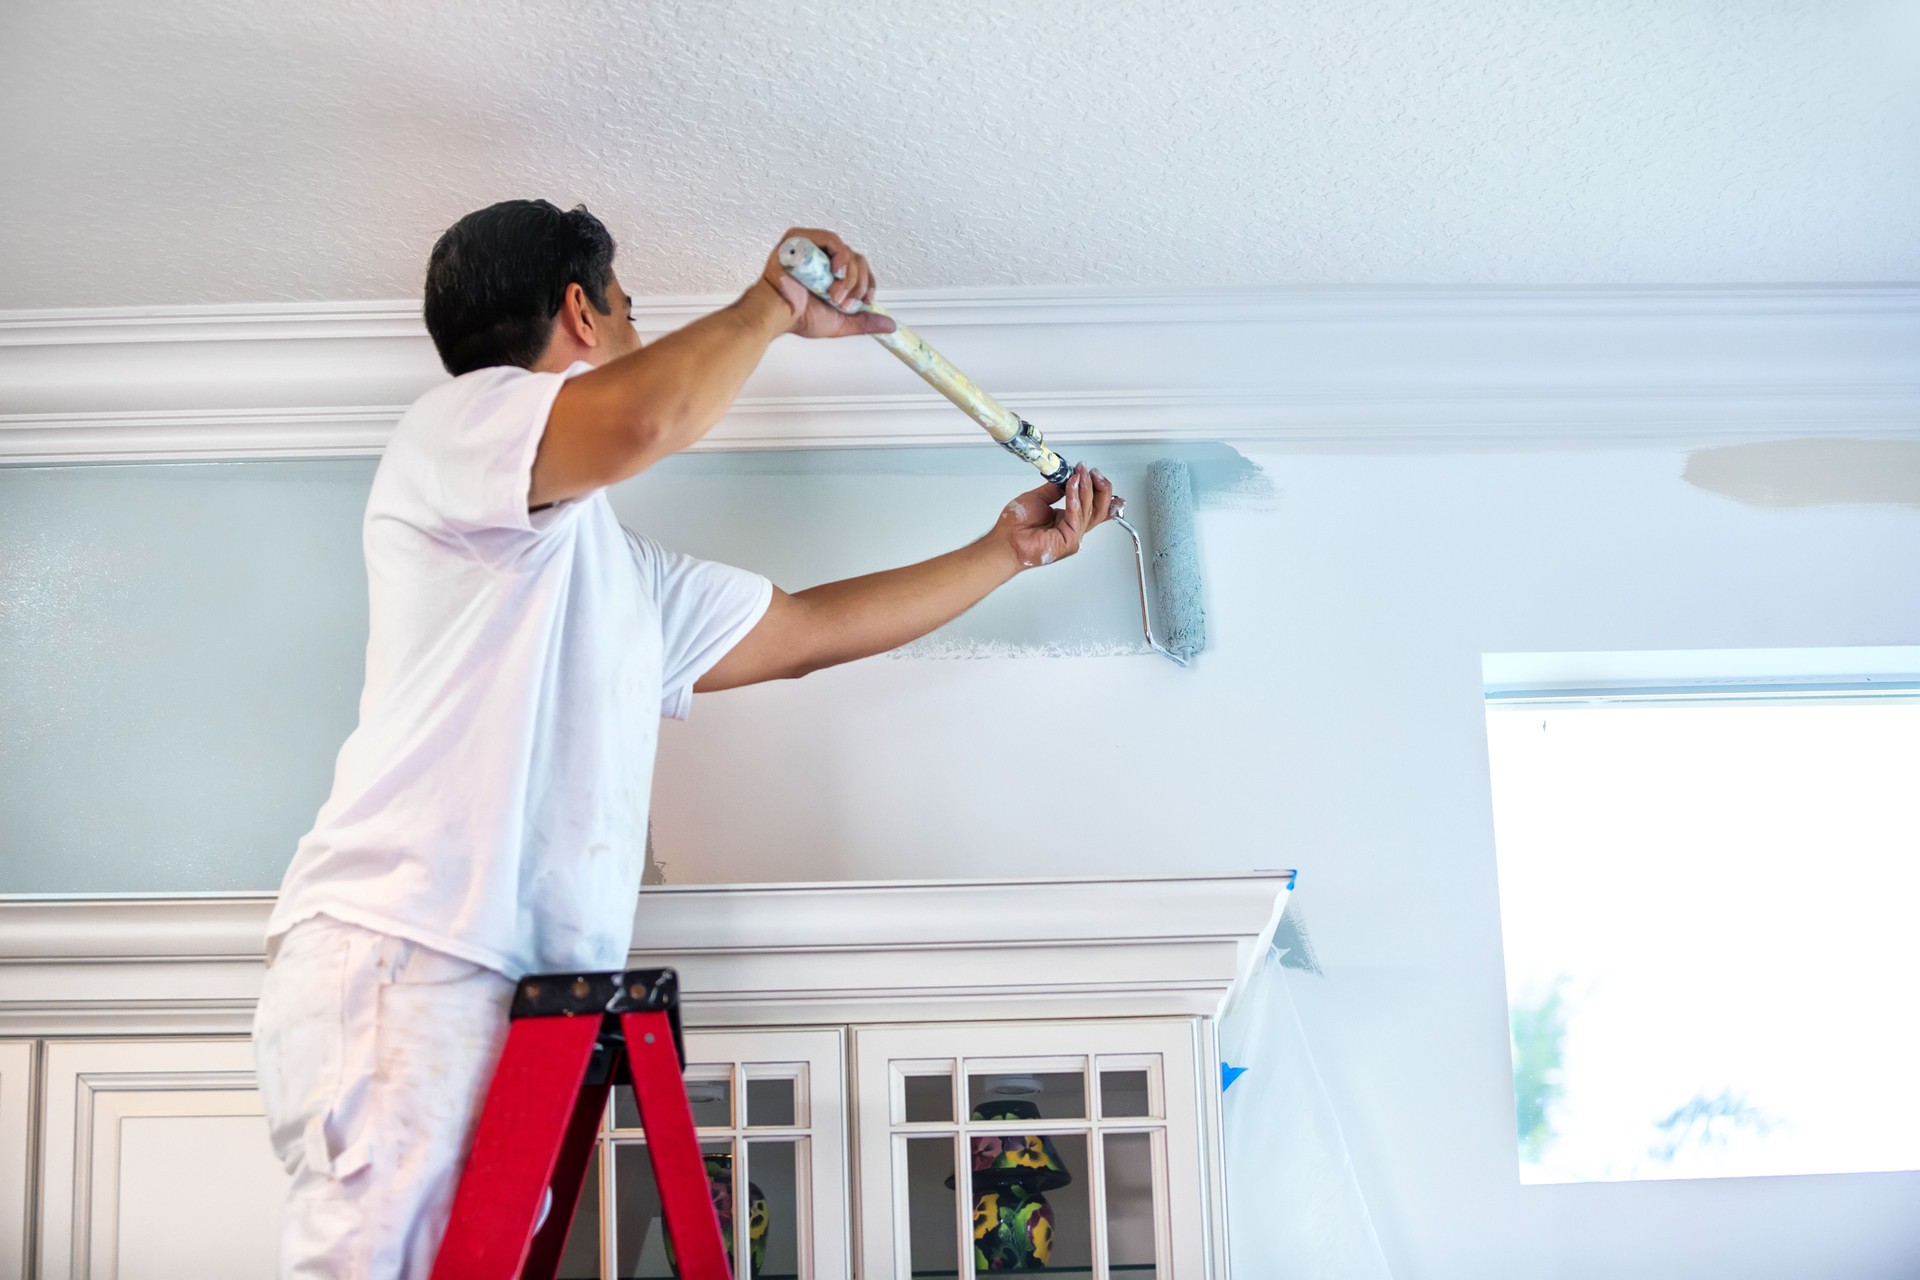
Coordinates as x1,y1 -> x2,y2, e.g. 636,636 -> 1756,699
2,0 -> 1917,306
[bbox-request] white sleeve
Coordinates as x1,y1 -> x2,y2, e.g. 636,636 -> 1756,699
627,530 -> 773,720
412,364 -> 590,540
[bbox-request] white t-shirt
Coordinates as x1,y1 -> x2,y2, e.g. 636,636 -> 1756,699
266,361 -> 772,978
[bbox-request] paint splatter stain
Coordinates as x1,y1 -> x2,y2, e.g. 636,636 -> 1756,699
1684,439 -> 1920,512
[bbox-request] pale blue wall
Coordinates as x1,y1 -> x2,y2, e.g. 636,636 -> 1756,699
0,445 -> 1237,893
0,460 -> 373,892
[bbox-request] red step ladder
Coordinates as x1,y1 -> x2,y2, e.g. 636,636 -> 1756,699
430,967 -> 732,1280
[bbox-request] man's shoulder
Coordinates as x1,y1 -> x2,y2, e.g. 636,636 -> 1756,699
403,364 -> 542,429
376,365 -> 550,489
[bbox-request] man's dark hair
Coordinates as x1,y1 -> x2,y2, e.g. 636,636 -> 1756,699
423,200 -> 617,376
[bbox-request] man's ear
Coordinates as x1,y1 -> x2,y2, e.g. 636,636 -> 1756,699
556,281 -> 601,350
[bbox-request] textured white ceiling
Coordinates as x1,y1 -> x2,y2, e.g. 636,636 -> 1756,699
2,0 -> 1917,308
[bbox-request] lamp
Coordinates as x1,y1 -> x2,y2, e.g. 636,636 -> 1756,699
948,1098 -> 1072,1270
664,1152 -> 767,1278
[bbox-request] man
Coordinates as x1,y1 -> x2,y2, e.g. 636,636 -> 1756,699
251,200 -> 1113,1278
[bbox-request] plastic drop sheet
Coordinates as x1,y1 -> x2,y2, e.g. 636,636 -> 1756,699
1218,883 -> 1394,1279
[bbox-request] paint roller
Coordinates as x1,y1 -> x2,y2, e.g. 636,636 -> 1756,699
778,235 -> 1206,665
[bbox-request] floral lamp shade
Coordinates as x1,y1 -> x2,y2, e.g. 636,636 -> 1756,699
945,1100 -> 1074,1192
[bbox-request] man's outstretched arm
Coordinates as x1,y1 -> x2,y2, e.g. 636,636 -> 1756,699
696,467 -> 1115,690
530,228 -> 892,509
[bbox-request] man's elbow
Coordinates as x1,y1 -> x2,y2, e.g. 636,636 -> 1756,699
778,650 -> 839,681
617,412 -> 677,475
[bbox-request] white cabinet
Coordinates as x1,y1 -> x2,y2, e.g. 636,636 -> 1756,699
554,1015 -> 1222,1280
0,874 -> 1287,1280
853,1019 -> 1209,1280
36,1037 -> 287,1280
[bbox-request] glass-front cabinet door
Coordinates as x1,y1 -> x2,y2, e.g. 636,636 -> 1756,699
555,1027 -> 849,1280
854,1019 -> 1209,1279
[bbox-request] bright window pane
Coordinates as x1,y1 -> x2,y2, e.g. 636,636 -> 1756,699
1487,694 -> 1920,1184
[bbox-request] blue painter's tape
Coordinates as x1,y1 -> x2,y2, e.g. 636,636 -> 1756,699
1222,1063 -> 1248,1092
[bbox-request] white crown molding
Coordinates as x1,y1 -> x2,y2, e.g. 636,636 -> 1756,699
0,407 -> 404,463
2,286 -> 1916,462
4,283 -> 1913,342
0,873 -> 1291,1035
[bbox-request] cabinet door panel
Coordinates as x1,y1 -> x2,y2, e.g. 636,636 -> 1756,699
1,1041 -> 34,1280
562,1026 -> 849,1280
38,1038 -> 287,1280
854,1019 -> 1209,1280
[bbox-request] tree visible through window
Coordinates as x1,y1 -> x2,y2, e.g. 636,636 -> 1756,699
1483,670 -> 1920,1184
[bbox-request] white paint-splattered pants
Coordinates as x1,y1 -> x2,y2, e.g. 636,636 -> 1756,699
251,915 -> 515,1279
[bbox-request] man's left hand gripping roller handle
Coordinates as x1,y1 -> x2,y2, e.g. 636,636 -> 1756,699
776,235 -> 1074,488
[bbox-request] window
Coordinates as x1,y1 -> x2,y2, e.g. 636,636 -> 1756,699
1483,648 -> 1920,1184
